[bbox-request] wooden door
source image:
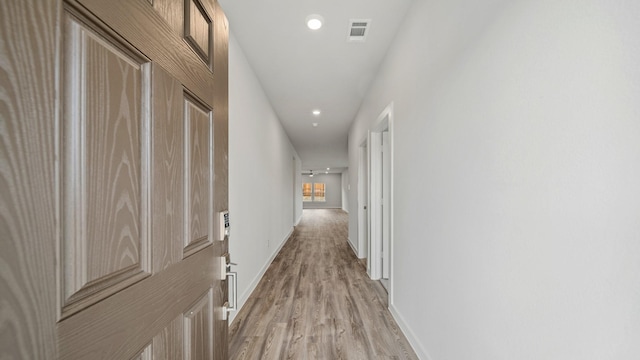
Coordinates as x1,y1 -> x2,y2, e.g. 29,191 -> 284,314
0,0 -> 229,358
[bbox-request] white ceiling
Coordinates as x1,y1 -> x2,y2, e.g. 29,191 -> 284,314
218,0 -> 413,173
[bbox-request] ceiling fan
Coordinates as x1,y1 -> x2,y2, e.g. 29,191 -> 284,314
302,169 -> 332,177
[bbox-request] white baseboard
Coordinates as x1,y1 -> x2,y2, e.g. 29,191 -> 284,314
347,237 -> 358,258
228,227 -> 293,324
389,304 -> 432,360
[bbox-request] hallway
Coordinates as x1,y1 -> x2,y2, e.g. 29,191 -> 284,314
229,209 -> 417,359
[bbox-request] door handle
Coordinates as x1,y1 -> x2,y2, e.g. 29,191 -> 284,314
222,252 -> 238,318
226,271 -> 237,312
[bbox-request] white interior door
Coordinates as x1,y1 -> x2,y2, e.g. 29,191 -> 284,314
358,140 -> 369,261
368,107 -> 393,286
368,132 -> 382,280
382,130 -> 391,280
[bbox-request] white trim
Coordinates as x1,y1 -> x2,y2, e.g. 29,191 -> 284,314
368,102 -> 394,283
381,131 -> 390,280
347,237 -> 358,258
228,226 -> 293,325
357,137 -> 369,259
368,131 -> 382,280
378,102 -> 395,306
389,304 -> 432,360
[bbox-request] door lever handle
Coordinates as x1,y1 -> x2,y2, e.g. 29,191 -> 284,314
226,271 -> 237,313
222,252 -> 237,266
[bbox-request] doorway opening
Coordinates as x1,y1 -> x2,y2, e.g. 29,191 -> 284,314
366,103 -> 393,295
358,139 -> 369,266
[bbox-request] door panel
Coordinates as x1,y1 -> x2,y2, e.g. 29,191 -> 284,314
57,1 -> 228,359
184,96 -> 213,257
1,0 -> 228,357
184,289 -> 214,360
382,131 -> 391,279
61,10 -> 152,319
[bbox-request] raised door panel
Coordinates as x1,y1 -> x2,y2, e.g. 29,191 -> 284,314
184,289 -> 214,360
61,10 -> 151,318
183,96 -> 212,257
185,0 -> 212,66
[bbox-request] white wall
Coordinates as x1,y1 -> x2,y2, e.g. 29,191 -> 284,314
348,0 -> 640,359
341,170 -> 349,212
293,158 -> 303,225
228,33 -> 302,323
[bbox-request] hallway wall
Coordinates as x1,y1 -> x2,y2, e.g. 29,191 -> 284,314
228,33 -> 302,323
341,170 -> 349,213
348,0 -> 640,359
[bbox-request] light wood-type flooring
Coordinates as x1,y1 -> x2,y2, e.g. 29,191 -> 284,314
229,209 -> 418,359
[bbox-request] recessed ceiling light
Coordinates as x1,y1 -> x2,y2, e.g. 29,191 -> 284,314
306,15 -> 324,30
312,122 -> 318,127
327,168 -> 330,170
312,109 -> 321,116
325,171 -> 328,174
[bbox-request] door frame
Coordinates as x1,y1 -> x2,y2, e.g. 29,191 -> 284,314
367,103 -> 394,298
368,130 -> 382,279
357,138 -> 369,261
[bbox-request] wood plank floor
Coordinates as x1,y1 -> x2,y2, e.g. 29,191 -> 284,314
229,209 -> 418,360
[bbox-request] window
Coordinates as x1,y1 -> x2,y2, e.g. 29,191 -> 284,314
314,183 -> 325,202
302,183 -> 312,202
303,182 -> 326,202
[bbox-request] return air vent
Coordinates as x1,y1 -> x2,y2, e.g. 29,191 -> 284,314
348,19 -> 371,42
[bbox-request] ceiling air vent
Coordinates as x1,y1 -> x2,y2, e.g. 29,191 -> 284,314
348,19 -> 371,42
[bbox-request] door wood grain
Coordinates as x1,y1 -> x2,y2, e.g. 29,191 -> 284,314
183,96 -> 213,257
1,0 -> 229,358
184,289 -> 215,360
212,2 -> 230,358
70,0 -> 214,107
61,11 -> 152,318
151,64 -> 185,272
152,316 -> 184,360
0,0 -> 59,358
